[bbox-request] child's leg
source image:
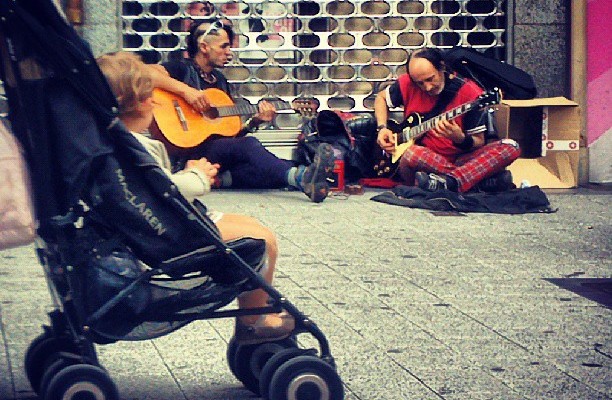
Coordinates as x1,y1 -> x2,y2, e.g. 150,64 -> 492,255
215,213 -> 284,326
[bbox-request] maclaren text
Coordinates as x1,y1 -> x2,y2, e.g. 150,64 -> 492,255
116,168 -> 167,236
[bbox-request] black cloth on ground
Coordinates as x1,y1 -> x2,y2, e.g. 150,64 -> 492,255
370,185 -> 556,214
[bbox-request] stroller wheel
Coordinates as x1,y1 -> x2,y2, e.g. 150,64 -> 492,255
226,336 -> 240,379
233,337 -> 297,395
39,357 -> 79,399
259,347 -> 312,399
44,364 -> 119,400
268,355 -> 344,400
24,332 -> 78,395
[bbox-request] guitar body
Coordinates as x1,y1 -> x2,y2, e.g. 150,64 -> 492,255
372,114 -> 421,178
389,114 -> 421,164
151,88 -> 318,151
152,88 -> 242,149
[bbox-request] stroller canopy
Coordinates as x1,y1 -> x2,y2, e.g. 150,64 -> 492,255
0,0 -> 121,223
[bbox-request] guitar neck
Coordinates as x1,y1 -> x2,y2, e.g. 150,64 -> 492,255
217,101 -> 292,118
402,101 -> 478,142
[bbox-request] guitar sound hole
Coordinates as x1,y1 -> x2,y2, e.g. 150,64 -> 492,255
203,108 -> 220,119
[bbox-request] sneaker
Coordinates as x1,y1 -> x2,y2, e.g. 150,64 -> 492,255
415,171 -> 457,192
301,143 -> 335,203
475,170 -> 514,192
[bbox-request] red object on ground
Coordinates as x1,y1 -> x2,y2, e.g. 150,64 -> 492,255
359,178 -> 402,189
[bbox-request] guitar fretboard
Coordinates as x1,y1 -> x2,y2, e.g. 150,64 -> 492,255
217,101 -> 292,118
401,102 -> 476,142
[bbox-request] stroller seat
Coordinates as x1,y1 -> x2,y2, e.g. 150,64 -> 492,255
0,1 -> 343,399
75,227 -> 267,342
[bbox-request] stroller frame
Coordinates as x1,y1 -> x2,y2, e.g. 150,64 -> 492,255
0,1 -> 343,399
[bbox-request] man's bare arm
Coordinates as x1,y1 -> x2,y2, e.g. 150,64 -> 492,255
374,90 -> 397,153
143,64 -> 210,113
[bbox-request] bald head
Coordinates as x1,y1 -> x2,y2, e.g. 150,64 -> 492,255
408,55 -> 445,96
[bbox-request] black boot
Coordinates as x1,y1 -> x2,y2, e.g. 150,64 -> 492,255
475,170 -> 515,193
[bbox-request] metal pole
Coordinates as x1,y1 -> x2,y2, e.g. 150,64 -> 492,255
506,0 -> 514,64
570,0 -> 588,184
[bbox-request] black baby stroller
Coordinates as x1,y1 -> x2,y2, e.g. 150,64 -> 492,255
0,1 -> 343,399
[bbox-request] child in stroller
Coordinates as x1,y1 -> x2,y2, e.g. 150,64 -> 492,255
0,0 -> 343,397
96,51 -> 294,345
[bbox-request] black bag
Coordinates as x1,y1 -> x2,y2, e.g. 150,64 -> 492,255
297,110 -> 378,182
444,47 -> 537,100
297,110 -> 351,165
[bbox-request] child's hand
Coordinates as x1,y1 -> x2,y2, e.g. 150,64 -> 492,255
186,158 -> 219,179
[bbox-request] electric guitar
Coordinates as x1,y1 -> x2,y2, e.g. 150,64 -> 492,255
151,88 -> 318,149
373,88 -> 501,178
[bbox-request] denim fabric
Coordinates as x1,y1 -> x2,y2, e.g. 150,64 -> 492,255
192,136 -> 294,189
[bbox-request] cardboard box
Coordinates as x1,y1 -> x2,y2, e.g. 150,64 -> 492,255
494,97 -> 580,188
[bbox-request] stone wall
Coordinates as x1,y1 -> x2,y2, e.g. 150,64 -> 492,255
511,0 -> 570,98
82,0 -> 121,57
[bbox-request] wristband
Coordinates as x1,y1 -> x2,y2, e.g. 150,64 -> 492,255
454,134 -> 474,150
244,117 -> 260,132
376,124 -> 387,133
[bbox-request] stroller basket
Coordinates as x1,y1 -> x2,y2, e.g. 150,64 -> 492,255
82,248 -> 240,342
65,224 -> 261,343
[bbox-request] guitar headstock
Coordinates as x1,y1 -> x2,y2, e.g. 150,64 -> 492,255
292,98 -> 320,118
477,87 -> 502,109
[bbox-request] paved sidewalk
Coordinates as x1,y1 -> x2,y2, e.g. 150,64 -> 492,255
1,187 -> 610,400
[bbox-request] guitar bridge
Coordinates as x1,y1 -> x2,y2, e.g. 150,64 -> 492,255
172,99 -> 189,132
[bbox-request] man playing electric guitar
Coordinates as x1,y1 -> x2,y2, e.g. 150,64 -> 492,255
374,47 -> 521,193
148,20 -> 334,203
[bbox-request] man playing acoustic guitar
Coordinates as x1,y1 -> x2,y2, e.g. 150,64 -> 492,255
149,20 -> 334,203
374,47 -> 520,193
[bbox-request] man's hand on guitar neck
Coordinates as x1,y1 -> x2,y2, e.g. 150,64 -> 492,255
244,100 -> 277,133
254,100 -> 276,123
432,118 -> 485,149
431,119 -> 464,143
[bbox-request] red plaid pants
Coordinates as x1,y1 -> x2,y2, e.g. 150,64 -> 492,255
398,139 -> 521,192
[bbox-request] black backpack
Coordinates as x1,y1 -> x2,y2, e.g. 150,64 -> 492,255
297,110 -> 378,182
444,47 -> 537,100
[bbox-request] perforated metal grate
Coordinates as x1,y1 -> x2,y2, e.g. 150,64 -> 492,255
122,0 -> 507,126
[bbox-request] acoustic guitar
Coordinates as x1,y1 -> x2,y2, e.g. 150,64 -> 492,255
373,87 -> 501,178
152,88 -> 318,149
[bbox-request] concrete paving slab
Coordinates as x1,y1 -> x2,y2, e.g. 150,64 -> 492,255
0,306 -> 15,400
551,351 -> 611,394
487,360 -> 610,400
96,341 -> 185,400
6,343 -> 34,398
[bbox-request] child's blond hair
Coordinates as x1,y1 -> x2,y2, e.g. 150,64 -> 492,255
96,52 -> 153,117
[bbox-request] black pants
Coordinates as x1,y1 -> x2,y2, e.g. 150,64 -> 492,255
187,136 -> 294,189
